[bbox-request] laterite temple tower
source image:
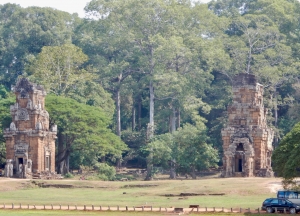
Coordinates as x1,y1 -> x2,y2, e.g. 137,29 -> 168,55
3,78 -> 57,178
221,73 -> 274,177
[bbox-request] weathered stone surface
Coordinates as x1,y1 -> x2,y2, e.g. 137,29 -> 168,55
4,78 -> 57,178
221,73 -> 274,177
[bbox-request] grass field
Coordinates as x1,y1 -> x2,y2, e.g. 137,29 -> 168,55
0,176 -> 281,211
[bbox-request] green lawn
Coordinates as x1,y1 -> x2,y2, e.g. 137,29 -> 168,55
0,177 -> 280,210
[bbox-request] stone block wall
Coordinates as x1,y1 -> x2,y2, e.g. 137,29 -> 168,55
222,74 -> 273,177
3,78 -> 57,178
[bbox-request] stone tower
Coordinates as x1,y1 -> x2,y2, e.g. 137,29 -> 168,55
3,78 -> 57,178
221,73 -> 274,177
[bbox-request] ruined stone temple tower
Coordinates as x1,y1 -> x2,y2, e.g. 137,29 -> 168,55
3,78 -> 57,178
221,73 -> 274,177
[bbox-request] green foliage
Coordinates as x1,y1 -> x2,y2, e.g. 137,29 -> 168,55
0,4 -> 80,88
66,80 -> 115,120
272,122 -> 300,179
0,86 -> 15,166
2,0 -> 300,174
121,129 -> 147,166
94,162 -> 116,181
45,95 -> 127,170
114,173 -> 135,181
174,124 -> 219,173
28,44 -> 91,96
64,173 -> 74,179
147,124 -> 219,175
144,133 -> 173,169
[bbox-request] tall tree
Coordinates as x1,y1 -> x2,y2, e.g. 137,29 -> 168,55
74,17 -> 140,138
85,0 -> 226,179
28,44 -> 118,173
46,95 -> 127,174
208,0 -> 297,148
0,4 -> 80,88
146,124 -> 219,179
272,121 -> 300,179
0,86 -> 15,167
28,43 -> 91,96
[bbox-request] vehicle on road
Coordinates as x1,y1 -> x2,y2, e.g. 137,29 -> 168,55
278,191 -> 299,199
261,198 -> 273,211
277,190 -> 300,205
262,198 -> 300,214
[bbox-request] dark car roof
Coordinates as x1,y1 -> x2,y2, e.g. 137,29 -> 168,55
263,198 -> 273,202
263,198 -> 291,202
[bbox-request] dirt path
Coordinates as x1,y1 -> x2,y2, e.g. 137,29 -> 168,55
0,177 -> 29,182
264,178 -> 282,193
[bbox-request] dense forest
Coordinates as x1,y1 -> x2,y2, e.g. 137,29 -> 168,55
0,0 -> 300,180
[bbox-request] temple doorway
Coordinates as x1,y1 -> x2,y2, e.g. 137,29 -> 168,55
235,143 -> 244,172
18,158 -> 23,165
235,155 -> 243,172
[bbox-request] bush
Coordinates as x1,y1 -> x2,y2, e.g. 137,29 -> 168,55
114,174 -> 135,181
64,172 -> 74,178
94,163 -> 116,181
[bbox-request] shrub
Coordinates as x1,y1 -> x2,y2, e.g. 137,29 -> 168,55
64,172 -> 74,178
94,163 -> 116,181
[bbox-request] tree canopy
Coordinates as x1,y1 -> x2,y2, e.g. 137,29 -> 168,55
1,0 -> 300,179
45,94 -> 127,173
272,122 -> 300,179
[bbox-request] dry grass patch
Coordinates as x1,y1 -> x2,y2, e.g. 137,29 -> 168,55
0,177 -> 281,209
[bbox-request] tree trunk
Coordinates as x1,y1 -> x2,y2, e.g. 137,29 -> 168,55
169,163 -> 176,179
116,158 -> 121,172
171,107 -> 176,132
116,89 -> 121,136
138,95 -> 142,131
132,103 -> 136,131
246,48 -> 252,74
64,151 -> 70,174
146,81 -> 154,180
169,107 -> 176,179
57,131 -> 64,174
149,81 -> 154,135
177,108 -> 181,128
274,90 -> 279,147
274,91 -> 278,128
59,151 -> 69,175
145,151 -> 153,181
66,153 -> 69,172
168,115 -> 171,133
191,166 -> 196,179
115,89 -> 122,170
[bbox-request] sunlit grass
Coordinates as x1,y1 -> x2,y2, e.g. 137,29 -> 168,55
0,177 -> 279,210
